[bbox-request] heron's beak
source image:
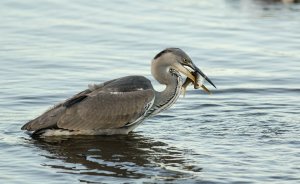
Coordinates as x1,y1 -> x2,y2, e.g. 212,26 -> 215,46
193,65 -> 216,89
173,63 -> 196,82
183,63 -> 216,94
175,62 -> 216,94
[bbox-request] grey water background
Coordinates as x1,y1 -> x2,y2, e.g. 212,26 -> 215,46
0,0 -> 300,183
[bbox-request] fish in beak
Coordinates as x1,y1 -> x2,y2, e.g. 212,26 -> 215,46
182,65 -> 216,96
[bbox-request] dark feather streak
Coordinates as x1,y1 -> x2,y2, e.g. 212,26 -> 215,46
63,95 -> 88,108
153,48 -> 180,60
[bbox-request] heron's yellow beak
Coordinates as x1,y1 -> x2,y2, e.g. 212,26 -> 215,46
173,63 -> 195,82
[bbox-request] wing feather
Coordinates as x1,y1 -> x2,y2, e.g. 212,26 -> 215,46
57,89 -> 154,130
21,75 -> 154,132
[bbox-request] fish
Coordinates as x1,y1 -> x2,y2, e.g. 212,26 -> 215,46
181,72 -> 211,96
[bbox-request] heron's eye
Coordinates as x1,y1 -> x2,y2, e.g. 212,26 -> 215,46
183,58 -> 188,63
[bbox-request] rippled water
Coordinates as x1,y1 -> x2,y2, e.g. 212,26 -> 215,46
1,0 -> 300,183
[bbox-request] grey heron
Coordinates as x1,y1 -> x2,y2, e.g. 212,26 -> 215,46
21,48 -> 216,136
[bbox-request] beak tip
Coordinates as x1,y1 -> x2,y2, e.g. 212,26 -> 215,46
194,66 -> 216,89
206,77 -> 216,89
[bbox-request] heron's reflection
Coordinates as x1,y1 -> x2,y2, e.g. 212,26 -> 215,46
255,0 -> 299,4
30,133 -> 202,181
226,0 -> 299,11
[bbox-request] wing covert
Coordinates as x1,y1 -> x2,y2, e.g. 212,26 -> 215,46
57,89 -> 155,130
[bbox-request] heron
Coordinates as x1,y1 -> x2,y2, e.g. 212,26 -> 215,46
21,48 -> 216,136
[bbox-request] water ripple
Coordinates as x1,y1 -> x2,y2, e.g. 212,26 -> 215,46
0,0 -> 300,183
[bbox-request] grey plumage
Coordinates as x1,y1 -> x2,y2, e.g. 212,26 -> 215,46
21,48 -> 216,136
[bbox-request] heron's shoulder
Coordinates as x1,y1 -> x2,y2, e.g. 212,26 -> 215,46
115,75 -> 151,83
103,75 -> 153,92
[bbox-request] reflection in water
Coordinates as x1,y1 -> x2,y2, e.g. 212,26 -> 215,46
29,133 -> 202,182
226,0 -> 300,11
253,0 -> 299,4
257,0 -> 299,4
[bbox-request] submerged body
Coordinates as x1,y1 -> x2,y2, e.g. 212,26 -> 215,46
21,48 -> 216,136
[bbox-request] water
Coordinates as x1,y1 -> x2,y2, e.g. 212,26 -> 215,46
0,0 -> 300,183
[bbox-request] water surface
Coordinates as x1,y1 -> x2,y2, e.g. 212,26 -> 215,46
0,0 -> 300,183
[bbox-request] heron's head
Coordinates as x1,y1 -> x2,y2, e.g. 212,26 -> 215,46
152,48 -> 216,93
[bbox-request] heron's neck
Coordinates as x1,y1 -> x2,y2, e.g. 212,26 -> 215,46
151,75 -> 183,116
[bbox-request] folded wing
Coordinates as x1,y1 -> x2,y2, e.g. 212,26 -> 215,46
21,76 -> 155,132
